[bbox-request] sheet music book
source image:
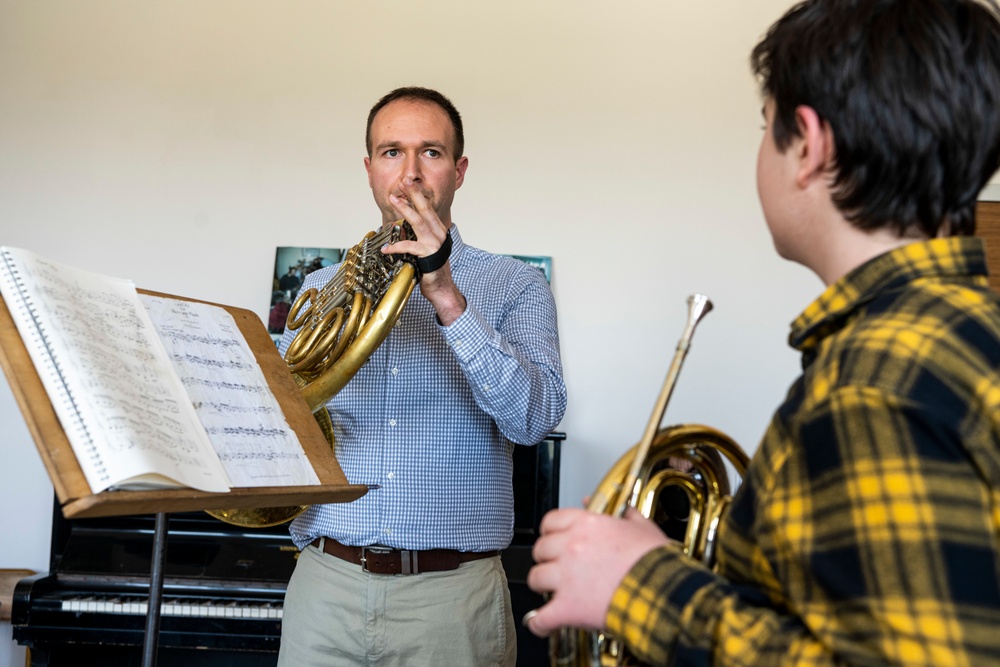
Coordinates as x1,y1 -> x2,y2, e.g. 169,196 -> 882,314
0,246 -> 320,495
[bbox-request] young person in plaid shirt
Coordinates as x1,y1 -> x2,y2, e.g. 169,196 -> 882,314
526,1 -> 1000,664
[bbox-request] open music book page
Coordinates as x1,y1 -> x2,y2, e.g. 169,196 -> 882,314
140,295 -> 319,488
0,246 -> 320,495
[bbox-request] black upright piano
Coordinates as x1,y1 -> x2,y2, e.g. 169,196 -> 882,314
11,433 -> 563,666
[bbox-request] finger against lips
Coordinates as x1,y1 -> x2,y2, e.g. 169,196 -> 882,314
389,192 -> 412,208
400,178 -> 432,204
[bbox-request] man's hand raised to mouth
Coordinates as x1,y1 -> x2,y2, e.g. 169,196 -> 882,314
382,177 -> 467,325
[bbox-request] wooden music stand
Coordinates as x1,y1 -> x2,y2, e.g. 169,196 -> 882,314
0,289 -> 369,667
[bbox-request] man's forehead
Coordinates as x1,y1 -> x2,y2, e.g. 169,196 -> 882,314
371,99 -> 455,144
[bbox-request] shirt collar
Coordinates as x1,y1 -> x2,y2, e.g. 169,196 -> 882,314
447,223 -> 466,270
789,236 -> 988,354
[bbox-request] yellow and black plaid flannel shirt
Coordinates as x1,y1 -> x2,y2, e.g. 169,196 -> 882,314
607,237 -> 1000,665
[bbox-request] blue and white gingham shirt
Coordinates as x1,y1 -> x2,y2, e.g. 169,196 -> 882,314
279,225 -> 567,552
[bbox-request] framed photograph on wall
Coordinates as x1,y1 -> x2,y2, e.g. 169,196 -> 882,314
269,246 -> 346,342
506,254 -> 552,284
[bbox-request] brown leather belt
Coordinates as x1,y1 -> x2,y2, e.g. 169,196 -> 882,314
310,537 -> 499,575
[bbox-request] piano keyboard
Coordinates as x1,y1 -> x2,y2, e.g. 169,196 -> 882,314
61,595 -> 283,620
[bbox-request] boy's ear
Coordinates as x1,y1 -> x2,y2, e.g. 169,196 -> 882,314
794,105 -> 835,189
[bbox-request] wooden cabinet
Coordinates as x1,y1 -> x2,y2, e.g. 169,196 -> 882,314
977,200 -> 1000,294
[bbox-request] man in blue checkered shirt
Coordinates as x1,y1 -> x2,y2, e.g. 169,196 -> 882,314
277,87 -> 567,667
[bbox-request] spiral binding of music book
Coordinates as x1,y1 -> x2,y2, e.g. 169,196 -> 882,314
0,247 -> 103,482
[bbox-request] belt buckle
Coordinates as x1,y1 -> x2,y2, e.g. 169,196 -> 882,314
360,545 -> 393,573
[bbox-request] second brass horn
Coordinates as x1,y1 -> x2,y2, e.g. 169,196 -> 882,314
207,223 -> 418,528
549,295 -> 749,667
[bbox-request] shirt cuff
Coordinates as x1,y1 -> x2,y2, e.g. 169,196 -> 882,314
606,544 -> 712,665
439,303 -> 492,363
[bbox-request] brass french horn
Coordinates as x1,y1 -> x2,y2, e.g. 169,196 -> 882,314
549,295 -> 749,666
207,223 -> 418,527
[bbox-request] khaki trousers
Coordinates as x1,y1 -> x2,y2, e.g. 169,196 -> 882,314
278,542 -> 516,666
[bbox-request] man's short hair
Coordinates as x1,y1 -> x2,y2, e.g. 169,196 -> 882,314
365,87 -> 465,160
751,0 -> 1000,237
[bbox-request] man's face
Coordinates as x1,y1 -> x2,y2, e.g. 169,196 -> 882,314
364,99 -> 468,227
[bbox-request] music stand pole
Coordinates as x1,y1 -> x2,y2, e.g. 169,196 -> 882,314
141,512 -> 169,667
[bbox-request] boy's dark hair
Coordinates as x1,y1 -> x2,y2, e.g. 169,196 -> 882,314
751,0 -> 1000,237
365,87 -> 464,160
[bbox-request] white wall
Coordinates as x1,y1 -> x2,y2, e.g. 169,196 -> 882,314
0,0 -> 811,663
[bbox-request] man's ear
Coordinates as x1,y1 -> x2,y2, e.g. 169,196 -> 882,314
454,156 -> 469,190
794,105 -> 835,189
